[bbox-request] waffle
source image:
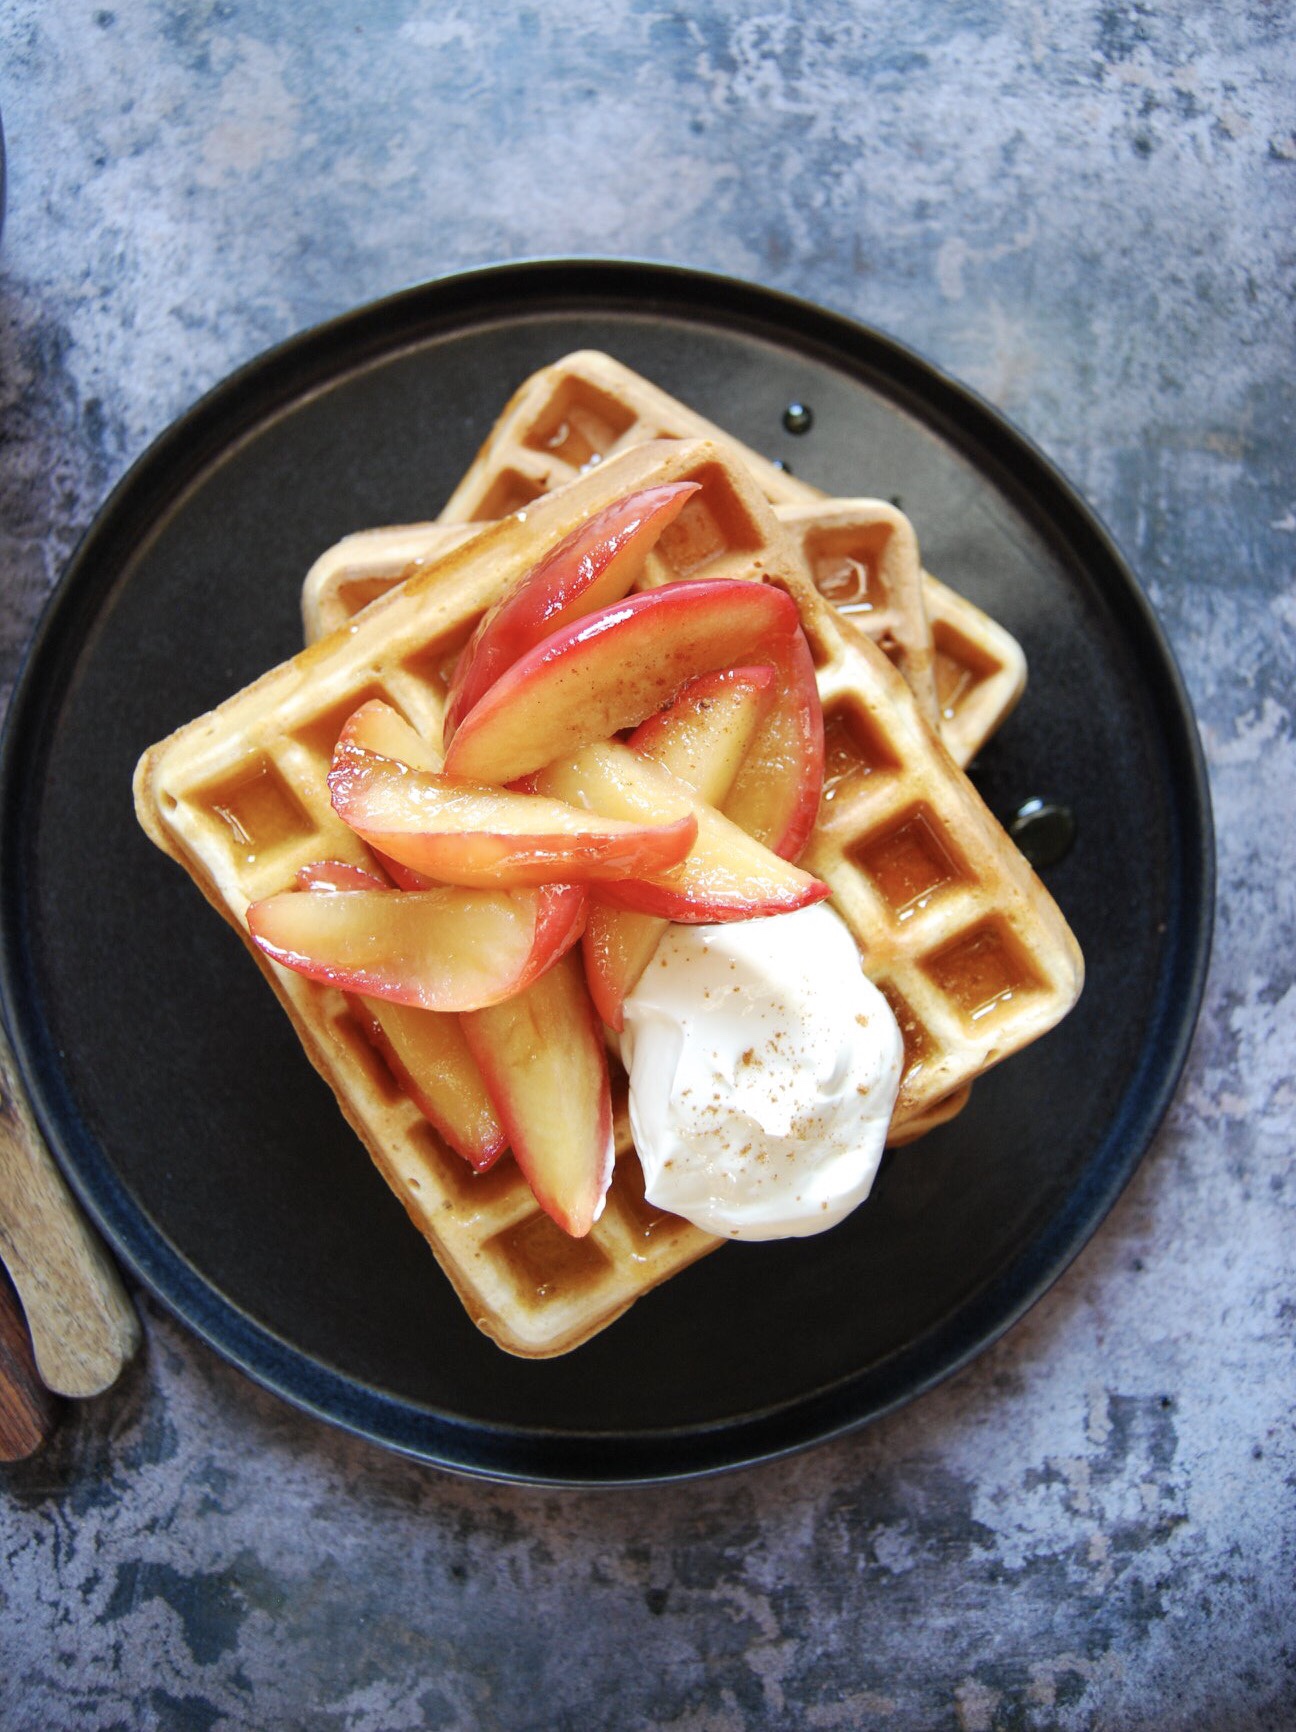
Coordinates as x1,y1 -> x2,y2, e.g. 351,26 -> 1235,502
135,436 -> 1082,1356
300,519 -> 959,1144
437,349 -> 1025,764
301,521 -> 484,643
772,499 -> 937,725
301,500 -> 944,733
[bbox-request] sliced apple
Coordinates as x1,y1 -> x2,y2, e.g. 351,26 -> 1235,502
334,705 -> 446,888
337,699 -> 444,771
295,834 -> 433,896
443,482 -> 699,742
719,621 -> 824,860
349,995 -> 506,1172
295,851 -> 504,1167
369,851 -> 438,893
329,748 -> 697,887
297,859 -> 391,893
442,579 -> 809,785
536,741 -> 829,922
247,881 -> 587,1011
632,664 -> 778,782
582,665 -> 778,1030
461,951 -> 614,1237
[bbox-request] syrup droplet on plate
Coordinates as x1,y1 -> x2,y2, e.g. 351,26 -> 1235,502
783,402 -> 813,435
1008,798 -> 1076,869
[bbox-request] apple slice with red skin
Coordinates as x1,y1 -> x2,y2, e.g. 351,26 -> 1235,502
462,950 -> 614,1237
247,880 -> 586,1011
333,705 -> 444,887
297,859 -> 391,893
631,663 -> 778,784
443,482 -> 699,743
294,856 -> 505,1168
337,700 -> 444,771
349,996 -> 507,1172
715,618 -> 822,860
582,665 -> 778,1029
329,748 -> 697,888
442,578 -> 819,808
535,741 -> 829,923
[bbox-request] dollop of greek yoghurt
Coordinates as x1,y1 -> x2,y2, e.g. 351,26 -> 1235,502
619,903 -> 903,1239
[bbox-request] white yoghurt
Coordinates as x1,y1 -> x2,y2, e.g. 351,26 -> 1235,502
619,903 -> 903,1239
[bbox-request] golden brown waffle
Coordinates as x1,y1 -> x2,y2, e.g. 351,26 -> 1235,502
301,521 -> 483,642
773,499 -> 938,727
299,521 -> 963,1145
798,581 -> 1081,1121
437,349 -> 1025,764
922,572 -> 1026,768
136,436 -> 1081,1356
301,501 -> 945,735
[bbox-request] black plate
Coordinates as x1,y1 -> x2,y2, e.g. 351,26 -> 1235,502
0,262 -> 1212,1484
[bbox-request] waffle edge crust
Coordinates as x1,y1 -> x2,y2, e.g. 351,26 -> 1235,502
134,435 -> 1083,1357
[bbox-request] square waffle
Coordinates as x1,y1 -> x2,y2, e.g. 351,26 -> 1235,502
301,521 -> 484,642
302,499 -> 945,734
135,436 -> 1082,1356
437,350 -> 1026,764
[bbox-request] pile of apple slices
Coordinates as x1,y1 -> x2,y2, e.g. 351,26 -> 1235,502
248,484 -> 829,1235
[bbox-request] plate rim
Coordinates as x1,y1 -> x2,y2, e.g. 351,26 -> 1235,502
0,258 -> 1215,1484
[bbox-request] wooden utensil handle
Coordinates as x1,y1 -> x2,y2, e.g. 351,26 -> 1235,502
0,1024 -> 140,1397
0,1260 -> 60,1459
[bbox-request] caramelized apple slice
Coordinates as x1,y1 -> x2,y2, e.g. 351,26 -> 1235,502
334,706 -> 445,888
442,579 -> 811,787
582,666 -> 778,1029
462,951 -> 614,1236
719,621 -> 824,860
631,663 -> 777,777
349,996 -> 506,1172
329,749 -> 697,888
247,882 -> 586,1011
297,859 -> 391,892
296,855 -> 504,1167
536,742 -> 829,922
296,831 -> 433,896
338,699 -> 444,771
444,482 -> 699,742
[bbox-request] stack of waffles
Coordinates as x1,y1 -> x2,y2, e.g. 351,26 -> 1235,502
136,357 -> 1083,1357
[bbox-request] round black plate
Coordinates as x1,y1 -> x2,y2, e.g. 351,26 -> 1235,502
0,262 -> 1212,1484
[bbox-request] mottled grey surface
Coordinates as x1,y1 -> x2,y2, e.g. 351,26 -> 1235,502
1,3 -> 1293,1729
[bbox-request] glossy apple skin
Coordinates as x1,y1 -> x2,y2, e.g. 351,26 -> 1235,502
442,579 -> 810,786
719,618 -> 824,860
582,665 -> 778,1030
443,482 -> 699,743
247,881 -> 587,1011
535,741 -> 830,923
294,854 -> 505,1168
461,951 -> 614,1237
328,748 -> 697,888
349,995 -> 507,1171
334,705 -> 444,888
297,859 -> 391,893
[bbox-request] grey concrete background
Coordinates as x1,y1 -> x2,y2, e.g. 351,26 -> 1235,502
0,3 -> 1292,1728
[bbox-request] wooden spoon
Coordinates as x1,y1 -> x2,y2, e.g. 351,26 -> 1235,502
0,1260 -> 60,1459
0,1022 -> 140,1397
